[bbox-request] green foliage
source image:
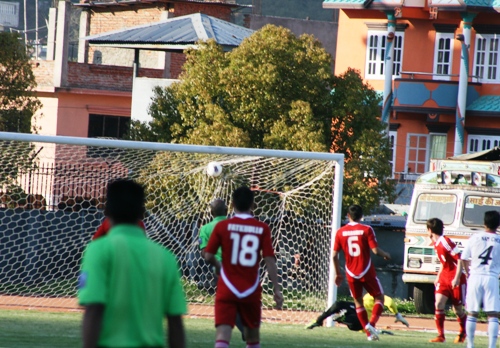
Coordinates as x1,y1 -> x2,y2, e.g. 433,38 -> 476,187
132,26 -> 394,214
0,32 -> 41,133
330,69 -> 395,213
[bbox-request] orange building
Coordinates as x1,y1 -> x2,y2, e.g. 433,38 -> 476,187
324,0 -> 500,180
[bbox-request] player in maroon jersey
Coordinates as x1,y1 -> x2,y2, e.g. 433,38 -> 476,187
332,204 -> 391,341
427,218 -> 467,343
204,186 -> 283,348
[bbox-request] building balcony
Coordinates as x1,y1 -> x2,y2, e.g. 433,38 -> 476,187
393,71 -> 481,114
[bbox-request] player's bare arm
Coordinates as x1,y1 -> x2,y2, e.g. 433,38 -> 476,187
264,256 -> 284,309
166,315 -> 186,348
332,250 -> 344,286
204,252 -> 221,275
82,304 -> 104,348
371,247 -> 391,260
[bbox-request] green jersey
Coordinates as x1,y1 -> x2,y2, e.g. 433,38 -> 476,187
199,216 -> 226,261
78,224 -> 187,347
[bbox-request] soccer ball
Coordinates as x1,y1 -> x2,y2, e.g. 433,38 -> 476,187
206,161 -> 223,177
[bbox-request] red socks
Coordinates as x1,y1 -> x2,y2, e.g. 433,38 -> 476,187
435,309 -> 445,337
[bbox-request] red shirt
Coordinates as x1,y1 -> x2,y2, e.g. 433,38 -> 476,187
333,222 -> 378,279
205,214 -> 274,298
92,218 -> 146,240
434,235 -> 460,281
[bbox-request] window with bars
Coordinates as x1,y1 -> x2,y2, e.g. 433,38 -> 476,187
473,34 -> 499,82
365,31 -> 404,79
468,135 -> 500,153
433,33 -> 454,81
88,114 -> 131,139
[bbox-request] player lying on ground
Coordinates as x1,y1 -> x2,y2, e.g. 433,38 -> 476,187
306,293 -> 409,330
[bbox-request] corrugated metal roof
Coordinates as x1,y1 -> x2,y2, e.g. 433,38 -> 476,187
84,13 -> 254,50
467,95 -> 500,114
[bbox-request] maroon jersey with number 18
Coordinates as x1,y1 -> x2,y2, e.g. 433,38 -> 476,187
205,214 -> 274,298
334,222 -> 378,279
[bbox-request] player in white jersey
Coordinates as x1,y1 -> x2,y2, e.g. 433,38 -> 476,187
453,210 -> 500,348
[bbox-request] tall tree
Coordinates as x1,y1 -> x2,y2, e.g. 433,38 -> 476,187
134,25 -> 394,213
330,68 -> 395,212
0,32 -> 41,133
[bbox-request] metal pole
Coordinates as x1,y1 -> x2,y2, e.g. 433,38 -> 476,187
23,0 -> 27,44
326,159 -> 344,327
35,0 -> 39,60
382,11 -> 396,130
453,13 -> 476,156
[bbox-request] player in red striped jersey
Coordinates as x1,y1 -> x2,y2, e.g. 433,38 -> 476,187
427,218 -> 467,343
205,186 -> 283,348
332,205 -> 391,341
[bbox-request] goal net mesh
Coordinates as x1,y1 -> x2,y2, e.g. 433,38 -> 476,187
0,137 -> 338,323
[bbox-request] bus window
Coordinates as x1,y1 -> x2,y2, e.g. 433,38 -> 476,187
414,193 -> 456,224
463,196 -> 500,227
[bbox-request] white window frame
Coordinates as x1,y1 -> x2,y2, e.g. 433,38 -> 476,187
467,135 -> 500,153
405,133 -> 429,177
405,133 -> 448,178
389,130 -> 397,178
365,30 -> 404,80
473,33 -> 500,83
433,32 -> 454,81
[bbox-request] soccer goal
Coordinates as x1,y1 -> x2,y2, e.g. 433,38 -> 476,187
0,132 -> 343,323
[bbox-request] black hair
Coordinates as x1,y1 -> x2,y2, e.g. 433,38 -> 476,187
348,205 -> 363,221
104,179 -> 145,225
484,210 -> 500,231
232,186 -> 254,213
426,218 -> 444,236
210,199 -> 227,217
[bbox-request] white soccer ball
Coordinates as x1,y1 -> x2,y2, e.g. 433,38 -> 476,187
206,161 -> 223,177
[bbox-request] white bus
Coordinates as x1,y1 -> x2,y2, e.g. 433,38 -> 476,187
402,148 -> 500,313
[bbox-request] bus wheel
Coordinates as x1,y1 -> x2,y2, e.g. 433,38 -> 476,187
413,284 -> 434,314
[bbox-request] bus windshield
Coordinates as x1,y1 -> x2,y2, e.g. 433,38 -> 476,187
414,193 -> 456,224
463,196 -> 500,227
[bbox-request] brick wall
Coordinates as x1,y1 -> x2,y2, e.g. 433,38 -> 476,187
171,53 -> 187,79
174,3 -> 232,21
67,62 -> 164,91
32,60 -> 55,88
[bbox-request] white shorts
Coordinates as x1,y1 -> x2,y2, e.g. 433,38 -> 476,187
466,274 -> 500,313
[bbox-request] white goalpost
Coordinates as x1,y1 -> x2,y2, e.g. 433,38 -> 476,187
0,131 -> 343,323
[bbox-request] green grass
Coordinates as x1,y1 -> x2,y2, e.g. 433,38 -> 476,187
0,309 -> 492,348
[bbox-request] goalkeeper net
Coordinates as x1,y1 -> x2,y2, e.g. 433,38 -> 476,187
0,132 -> 343,323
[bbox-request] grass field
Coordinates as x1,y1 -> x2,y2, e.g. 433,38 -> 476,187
0,309 -> 491,347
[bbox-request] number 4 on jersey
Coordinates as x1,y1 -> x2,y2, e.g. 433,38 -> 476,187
478,245 -> 493,265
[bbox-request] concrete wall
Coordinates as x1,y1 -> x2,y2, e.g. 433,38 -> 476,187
246,14 -> 337,71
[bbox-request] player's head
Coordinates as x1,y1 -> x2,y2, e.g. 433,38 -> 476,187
347,205 -> 363,221
484,210 -> 500,231
209,198 -> 227,218
426,218 -> 444,236
105,179 -> 145,225
232,186 -> 254,213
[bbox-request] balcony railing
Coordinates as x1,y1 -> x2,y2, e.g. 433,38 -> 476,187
400,71 -> 482,84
